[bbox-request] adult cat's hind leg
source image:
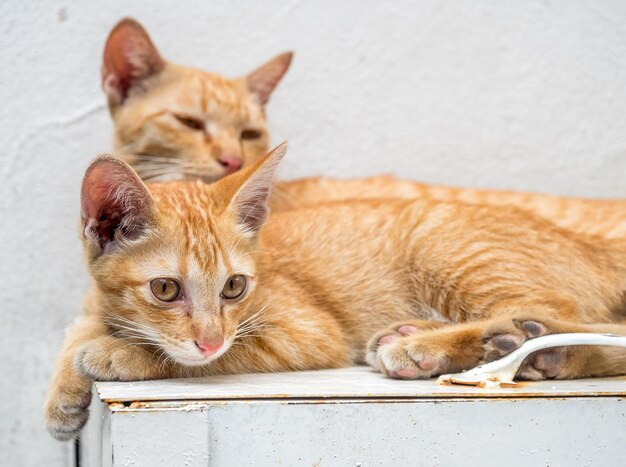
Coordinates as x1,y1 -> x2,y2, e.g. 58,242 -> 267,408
483,313 -> 626,379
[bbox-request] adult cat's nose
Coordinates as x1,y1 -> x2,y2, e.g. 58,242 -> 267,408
218,156 -> 243,174
195,338 -> 224,356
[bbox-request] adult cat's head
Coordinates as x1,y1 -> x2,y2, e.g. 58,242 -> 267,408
80,144 -> 286,366
102,18 -> 292,183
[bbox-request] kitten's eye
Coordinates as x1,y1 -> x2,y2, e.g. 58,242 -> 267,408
221,275 -> 247,300
150,278 -> 181,302
175,115 -> 205,131
241,129 -> 262,140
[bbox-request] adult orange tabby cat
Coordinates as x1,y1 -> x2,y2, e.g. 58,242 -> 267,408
46,145 -> 626,440
104,18 -> 626,239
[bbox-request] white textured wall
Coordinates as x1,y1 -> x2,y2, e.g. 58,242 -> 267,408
2,1 -> 626,465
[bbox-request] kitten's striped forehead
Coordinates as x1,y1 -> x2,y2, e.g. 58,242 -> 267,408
151,181 -> 233,273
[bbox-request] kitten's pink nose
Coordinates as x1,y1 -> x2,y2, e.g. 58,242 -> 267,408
195,338 -> 223,356
218,156 -> 243,174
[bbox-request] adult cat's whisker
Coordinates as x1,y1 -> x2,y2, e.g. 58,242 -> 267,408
134,162 -> 182,172
137,167 -> 182,179
133,155 -> 183,164
144,172 -> 186,182
181,169 -> 220,181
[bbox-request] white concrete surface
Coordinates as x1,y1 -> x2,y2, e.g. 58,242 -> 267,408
84,368 -> 626,467
2,1 -> 626,465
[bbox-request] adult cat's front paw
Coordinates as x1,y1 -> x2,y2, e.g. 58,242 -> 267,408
366,321 -> 483,379
74,336 -> 165,381
44,376 -> 92,441
482,314 -> 570,380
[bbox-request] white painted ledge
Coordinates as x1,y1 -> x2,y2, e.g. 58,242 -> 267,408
95,365 -> 626,402
80,367 -> 626,467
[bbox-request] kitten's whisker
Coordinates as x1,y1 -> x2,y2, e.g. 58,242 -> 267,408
102,313 -> 158,335
108,327 -> 161,345
111,330 -> 161,345
99,307 -> 163,348
235,333 -> 264,339
237,305 -> 270,331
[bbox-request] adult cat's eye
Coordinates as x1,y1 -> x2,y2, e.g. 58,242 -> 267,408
221,275 -> 247,300
150,278 -> 181,302
175,114 -> 205,131
241,129 -> 262,140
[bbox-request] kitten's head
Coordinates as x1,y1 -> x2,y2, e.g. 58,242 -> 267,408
102,18 -> 292,183
81,143 -> 286,366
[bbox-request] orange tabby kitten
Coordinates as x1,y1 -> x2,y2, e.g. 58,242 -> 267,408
102,19 -> 626,239
46,144 -> 626,440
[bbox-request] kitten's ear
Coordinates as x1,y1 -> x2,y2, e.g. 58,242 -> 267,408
246,52 -> 293,106
102,18 -> 165,105
81,155 -> 155,255
221,143 -> 287,235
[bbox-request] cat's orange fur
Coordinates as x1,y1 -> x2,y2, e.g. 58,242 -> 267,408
274,177 -> 626,238
103,18 -> 626,239
46,145 -> 626,440
103,18 -> 292,182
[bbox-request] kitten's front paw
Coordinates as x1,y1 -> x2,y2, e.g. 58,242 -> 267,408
367,321 -> 482,379
45,378 -> 92,441
75,336 -> 164,381
365,319 -> 447,370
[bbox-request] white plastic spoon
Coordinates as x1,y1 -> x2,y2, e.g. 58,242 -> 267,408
437,333 -> 626,388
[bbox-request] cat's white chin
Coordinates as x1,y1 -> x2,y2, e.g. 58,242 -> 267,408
166,337 -> 234,367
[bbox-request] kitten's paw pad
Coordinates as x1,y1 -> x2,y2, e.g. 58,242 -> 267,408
397,325 -> 420,335
379,334 -> 401,345
365,320 -> 447,369
377,338 -> 448,379
45,386 -> 92,441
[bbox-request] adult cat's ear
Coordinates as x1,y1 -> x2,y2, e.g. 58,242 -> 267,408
246,52 -> 293,106
81,156 -> 155,255
102,18 -> 165,106
220,143 -> 287,235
